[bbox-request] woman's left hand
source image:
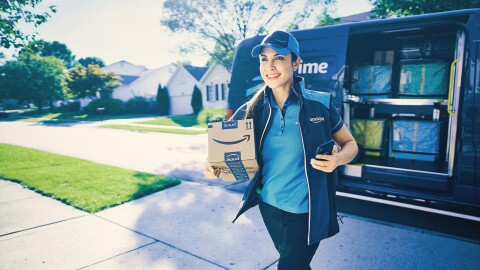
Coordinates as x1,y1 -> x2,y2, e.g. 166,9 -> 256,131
310,145 -> 340,173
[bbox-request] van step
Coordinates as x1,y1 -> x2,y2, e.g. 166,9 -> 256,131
363,164 -> 449,191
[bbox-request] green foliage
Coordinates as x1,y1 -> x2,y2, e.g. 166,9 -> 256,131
197,107 -> 226,124
139,114 -> 201,127
0,144 -> 180,212
172,60 -> 192,67
0,53 -> 67,113
160,0 -> 336,70
86,98 -> 125,115
156,84 -> 170,115
67,64 -> 121,100
78,57 -> 105,68
22,40 -> 76,68
125,96 -> 154,114
370,0 -> 480,18
101,124 -> 207,135
316,9 -> 342,27
0,0 -> 56,49
191,85 -> 203,114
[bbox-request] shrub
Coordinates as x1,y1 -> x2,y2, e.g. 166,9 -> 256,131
156,84 -> 170,115
197,107 -> 226,125
191,85 -> 203,114
86,98 -> 124,114
125,97 -> 151,114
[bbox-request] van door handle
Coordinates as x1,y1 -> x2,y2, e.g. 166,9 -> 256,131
447,59 -> 460,117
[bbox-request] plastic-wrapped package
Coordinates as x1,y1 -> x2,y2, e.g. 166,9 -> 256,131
351,119 -> 387,156
399,63 -> 448,98
390,120 -> 440,161
351,65 -> 392,99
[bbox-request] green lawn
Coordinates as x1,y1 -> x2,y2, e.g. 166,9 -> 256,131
137,114 -> 206,128
0,144 -> 180,212
101,124 -> 207,134
8,111 -> 154,124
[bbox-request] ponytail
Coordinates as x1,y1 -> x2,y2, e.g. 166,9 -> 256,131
244,85 -> 265,119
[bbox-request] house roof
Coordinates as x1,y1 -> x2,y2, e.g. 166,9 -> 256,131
184,65 -> 208,81
118,75 -> 140,85
340,11 -> 375,24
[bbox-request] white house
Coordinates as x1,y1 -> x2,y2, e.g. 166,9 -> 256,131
112,64 -> 176,101
95,61 -> 230,116
200,63 -> 230,110
103,60 -> 148,76
165,65 -> 208,115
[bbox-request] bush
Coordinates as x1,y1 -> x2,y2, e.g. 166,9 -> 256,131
50,101 -> 81,113
125,97 -> 151,114
197,107 -> 226,125
86,98 -> 125,114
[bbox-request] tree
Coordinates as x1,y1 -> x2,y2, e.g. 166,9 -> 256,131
160,0 -> 336,69
78,57 -> 105,68
0,54 -> 67,112
191,85 -> 203,114
370,0 -> 480,18
22,40 -> 76,68
1,0 -> 56,49
156,84 -> 170,115
316,10 -> 341,27
67,64 -> 121,100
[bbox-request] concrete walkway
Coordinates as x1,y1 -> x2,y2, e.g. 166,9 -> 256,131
1,120 -> 480,269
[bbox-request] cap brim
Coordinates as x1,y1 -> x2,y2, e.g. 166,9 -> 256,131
251,44 -> 292,57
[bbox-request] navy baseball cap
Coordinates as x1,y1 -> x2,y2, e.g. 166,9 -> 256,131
251,30 -> 300,58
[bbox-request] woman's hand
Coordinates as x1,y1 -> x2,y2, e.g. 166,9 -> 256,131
310,145 -> 340,173
204,162 -> 221,179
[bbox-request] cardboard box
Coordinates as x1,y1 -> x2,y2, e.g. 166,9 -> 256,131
208,119 -> 258,181
373,50 -> 394,65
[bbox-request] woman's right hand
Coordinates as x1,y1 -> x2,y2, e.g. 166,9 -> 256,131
204,162 -> 221,179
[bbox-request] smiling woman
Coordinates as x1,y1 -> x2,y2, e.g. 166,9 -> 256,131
205,30 -> 358,269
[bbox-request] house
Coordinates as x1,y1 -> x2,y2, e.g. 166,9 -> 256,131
99,61 -> 231,116
200,63 -> 230,110
165,65 -> 208,115
112,64 -> 176,101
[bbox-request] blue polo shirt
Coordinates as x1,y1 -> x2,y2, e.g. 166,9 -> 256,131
260,92 -> 309,214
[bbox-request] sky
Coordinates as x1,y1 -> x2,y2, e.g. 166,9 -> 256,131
4,0 -> 373,69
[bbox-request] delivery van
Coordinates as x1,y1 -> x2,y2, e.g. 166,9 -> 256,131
227,9 -> 480,215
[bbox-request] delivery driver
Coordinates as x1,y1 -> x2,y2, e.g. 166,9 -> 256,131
204,30 -> 358,269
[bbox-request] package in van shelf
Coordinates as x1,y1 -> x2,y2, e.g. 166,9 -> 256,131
390,120 -> 440,161
351,65 -> 392,99
398,62 -> 448,98
350,119 -> 387,156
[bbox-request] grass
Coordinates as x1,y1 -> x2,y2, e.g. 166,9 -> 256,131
101,124 -> 207,135
138,114 -> 205,128
0,144 -> 181,212
7,111 -> 154,124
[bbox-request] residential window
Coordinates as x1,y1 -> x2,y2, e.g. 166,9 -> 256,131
221,83 -> 229,100
207,84 -> 217,101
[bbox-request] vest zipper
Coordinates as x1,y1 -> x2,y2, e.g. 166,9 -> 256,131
297,96 -> 312,246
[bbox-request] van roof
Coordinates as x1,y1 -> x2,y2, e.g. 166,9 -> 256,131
237,8 -> 479,49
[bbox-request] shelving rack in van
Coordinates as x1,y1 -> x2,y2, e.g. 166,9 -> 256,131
342,18 -> 466,197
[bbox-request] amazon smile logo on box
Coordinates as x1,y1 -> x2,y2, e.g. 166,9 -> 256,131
208,119 -> 258,181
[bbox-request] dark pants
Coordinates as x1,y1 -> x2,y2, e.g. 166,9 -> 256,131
259,201 -> 320,270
